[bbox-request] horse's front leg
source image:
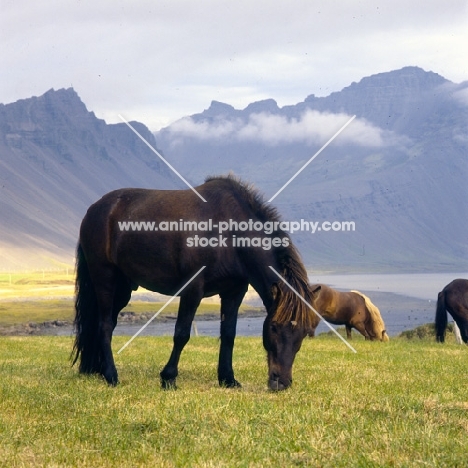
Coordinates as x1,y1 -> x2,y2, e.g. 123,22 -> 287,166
218,284 -> 248,388
160,289 -> 202,389
345,324 -> 353,340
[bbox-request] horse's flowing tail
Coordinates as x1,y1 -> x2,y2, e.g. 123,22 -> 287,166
71,243 -> 102,374
351,290 -> 389,341
435,290 -> 447,343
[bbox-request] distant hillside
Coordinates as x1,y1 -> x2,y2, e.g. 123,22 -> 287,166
156,67 -> 468,272
0,88 -> 181,269
1,68 -> 467,272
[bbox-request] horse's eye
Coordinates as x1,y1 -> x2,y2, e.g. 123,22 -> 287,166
270,323 -> 278,334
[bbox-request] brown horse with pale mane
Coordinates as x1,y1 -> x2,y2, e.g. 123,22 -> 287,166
310,284 -> 389,341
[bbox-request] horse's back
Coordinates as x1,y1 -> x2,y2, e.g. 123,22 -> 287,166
444,279 -> 468,295
76,177 -> 279,295
82,178 -> 260,223
311,284 -> 349,318
444,279 -> 468,314
84,187 -> 201,219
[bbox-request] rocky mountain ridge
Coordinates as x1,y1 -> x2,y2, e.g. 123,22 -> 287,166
0,88 -> 180,268
155,67 -> 468,271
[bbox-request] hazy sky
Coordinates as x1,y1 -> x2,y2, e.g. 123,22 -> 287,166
2,0 -> 467,130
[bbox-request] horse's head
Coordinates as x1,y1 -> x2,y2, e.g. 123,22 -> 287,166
263,283 -> 321,391
366,327 -> 390,341
262,316 -> 306,391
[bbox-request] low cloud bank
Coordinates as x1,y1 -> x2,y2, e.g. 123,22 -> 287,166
166,110 -> 406,148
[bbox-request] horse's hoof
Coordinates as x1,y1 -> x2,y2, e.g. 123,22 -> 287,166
103,371 -> 119,386
219,379 -> 242,389
161,378 -> 177,390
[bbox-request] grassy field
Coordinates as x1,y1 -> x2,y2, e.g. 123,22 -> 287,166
0,270 -> 74,300
0,335 -> 467,467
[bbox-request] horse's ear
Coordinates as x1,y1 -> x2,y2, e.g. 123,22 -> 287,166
311,285 -> 321,296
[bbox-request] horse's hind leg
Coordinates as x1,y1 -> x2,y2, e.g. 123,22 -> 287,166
352,321 -> 370,340
218,283 -> 248,388
459,323 -> 468,344
160,286 -> 203,389
93,267 -> 123,385
446,298 -> 468,343
112,273 -> 133,328
453,314 -> 468,343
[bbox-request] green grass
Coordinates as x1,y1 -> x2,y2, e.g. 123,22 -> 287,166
398,322 -> 460,340
0,336 -> 467,467
0,300 -> 75,327
0,270 -> 74,300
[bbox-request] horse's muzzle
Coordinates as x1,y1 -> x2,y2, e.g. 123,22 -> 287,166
268,377 -> 292,391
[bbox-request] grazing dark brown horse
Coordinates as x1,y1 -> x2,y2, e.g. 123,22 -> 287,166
435,278 -> 468,343
309,284 -> 389,341
72,175 -> 320,391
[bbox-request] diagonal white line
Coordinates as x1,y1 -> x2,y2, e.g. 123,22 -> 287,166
118,114 -> 207,202
268,266 -> 357,353
117,266 -> 206,354
268,115 -> 356,202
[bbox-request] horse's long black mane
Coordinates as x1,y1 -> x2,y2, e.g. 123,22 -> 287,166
205,174 -> 281,223
205,174 -> 315,330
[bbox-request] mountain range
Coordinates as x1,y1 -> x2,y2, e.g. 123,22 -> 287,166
155,66 -> 468,272
0,66 -> 467,271
0,89 -> 181,269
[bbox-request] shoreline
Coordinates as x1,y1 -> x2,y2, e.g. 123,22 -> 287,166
0,308 -> 265,337
0,291 -> 438,338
